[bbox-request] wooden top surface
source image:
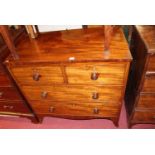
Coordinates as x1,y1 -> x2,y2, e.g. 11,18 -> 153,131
135,26 -> 155,54
7,27 -> 132,64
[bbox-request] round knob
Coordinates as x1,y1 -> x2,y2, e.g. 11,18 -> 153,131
33,72 -> 41,81
93,108 -> 99,114
0,92 -> 3,98
49,107 -> 55,113
91,72 -> 99,80
92,92 -> 99,99
41,91 -> 48,99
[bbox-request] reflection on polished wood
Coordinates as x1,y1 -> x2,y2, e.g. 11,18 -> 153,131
6,26 -> 132,126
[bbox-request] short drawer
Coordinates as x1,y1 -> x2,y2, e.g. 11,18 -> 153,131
21,85 -> 123,103
147,55 -> 155,71
132,109 -> 155,123
0,87 -> 22,101
30,101 -> 119,118
142,73 -> 155,92
0,100 -> 30,113
0,74 -> 12,86
66,62 -> 126,85
10,66 -> 64,85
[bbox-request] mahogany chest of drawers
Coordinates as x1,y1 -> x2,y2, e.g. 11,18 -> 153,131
0,30 -> 37,122
125,26 -> 155,127
5,27 -> 132,126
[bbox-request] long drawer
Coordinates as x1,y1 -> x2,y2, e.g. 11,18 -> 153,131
30,101 -> 119,117
10,66 -> 64,85
132,109 -> 155,123
21,85 -> 123,103
0,87 -> 22,101
0,100 -> 30,113
136,94 -> 155,109
66,62 -> 126,85
142,72 -> 155,92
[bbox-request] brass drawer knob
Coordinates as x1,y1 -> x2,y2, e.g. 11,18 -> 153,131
92,92 -> 99,99
3,105 -> 14,109
49,106 -> 55,113
33,72 -> 41,81
91,72 -> 99,80
0,92 -> 3,98
41,91 -> 48,99
93,108 -> 99,114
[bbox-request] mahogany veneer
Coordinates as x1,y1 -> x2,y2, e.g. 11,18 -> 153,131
5,27 -> 132,126
125,26 -> 155,127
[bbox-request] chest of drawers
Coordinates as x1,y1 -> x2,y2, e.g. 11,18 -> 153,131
0,30 -> 38,122
5,27 -> 132,126
125,26 -> 155,127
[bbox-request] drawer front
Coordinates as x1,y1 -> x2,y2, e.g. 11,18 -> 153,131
66,62 -> 126,85
136,94 -> 155,109
21,85 -> 123,103
30,101 -> 119,117
10,66 -> 64,85
0,87 -> 22,101
0,74 -> 12,86
142,73 -> 155,92
147,55 -> 155,71
0,101 -> 30,113
132,110 -> 155,123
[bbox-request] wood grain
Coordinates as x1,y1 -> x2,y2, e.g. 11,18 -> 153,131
5,26 -> 131,125
6,27 -> 131,64
10,66 -> 64,85
21,85 -> 123,103
66,62 -> 126,85
29,101 -> 119,117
